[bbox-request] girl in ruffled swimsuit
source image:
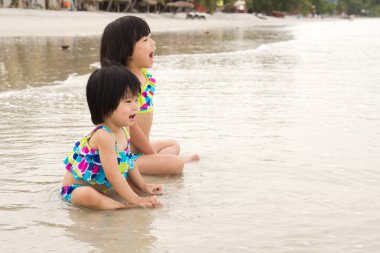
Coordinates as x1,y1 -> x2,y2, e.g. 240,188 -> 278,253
100,16 -> 200,175
61,66 -> 162,209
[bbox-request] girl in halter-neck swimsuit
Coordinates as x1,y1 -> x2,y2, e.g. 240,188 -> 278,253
100,16 -> 200,175
61,66 -> 162,209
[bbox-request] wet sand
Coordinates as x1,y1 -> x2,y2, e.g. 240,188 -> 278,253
1,8 -> 303,37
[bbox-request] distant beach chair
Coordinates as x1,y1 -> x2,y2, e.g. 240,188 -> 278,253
255,12 -> 267,20
271,10 -> 286,18
186,12 -> 206,19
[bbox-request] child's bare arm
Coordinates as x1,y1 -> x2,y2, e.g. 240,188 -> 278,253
96,131 -> 159,207
128,165 -> 163,195
130,123 -> 157,154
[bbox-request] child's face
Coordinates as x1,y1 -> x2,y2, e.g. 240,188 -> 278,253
108,94 -> 139,127
129,34 -> 156,69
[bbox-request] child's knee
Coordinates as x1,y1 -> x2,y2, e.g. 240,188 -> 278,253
169,139 -> 180,154
170,157 -> 184,174
72,187 -> 99,206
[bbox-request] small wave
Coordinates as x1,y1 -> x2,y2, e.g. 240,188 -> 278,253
0,225 -> 29,231
255,40 -> 294,51
0,72 -> 89,99
90,62 -> 100,69
0,59 -> 99,98
0,204 -> 32,211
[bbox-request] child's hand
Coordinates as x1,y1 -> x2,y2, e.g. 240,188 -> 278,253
149,196 -> 163,207
137,196 -> 162,208
143,184 -> 163,195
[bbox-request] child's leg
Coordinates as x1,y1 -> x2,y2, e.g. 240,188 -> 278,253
151,139 -> 180,155
70,186 -> 129,210
135,154 -> 184,175
151,139 -> 200,162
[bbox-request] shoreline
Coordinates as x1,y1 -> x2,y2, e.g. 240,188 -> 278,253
2,8 -> 317,37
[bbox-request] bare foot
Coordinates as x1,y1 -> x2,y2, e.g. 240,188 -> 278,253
182,153 -> 200,163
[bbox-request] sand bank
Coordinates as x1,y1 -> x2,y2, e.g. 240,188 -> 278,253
0,8 -> 302,37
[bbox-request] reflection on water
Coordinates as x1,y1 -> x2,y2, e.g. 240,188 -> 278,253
0,27 -> 291,92
1,20 -> 380,252
66,208 -> 156,252
0,36 -> 99,91
156,27 -> 292,55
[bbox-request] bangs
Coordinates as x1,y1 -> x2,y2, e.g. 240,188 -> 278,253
124,81 -> 141,98
131,18 -> 151,41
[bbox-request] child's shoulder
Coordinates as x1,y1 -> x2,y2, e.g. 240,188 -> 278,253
89,126 -> 115,148
90,125 -> 113,136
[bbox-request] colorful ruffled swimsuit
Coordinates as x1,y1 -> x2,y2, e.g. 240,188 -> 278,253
61,126 -> 134,203
131,68 -> 157,160
137,68 -> 156,114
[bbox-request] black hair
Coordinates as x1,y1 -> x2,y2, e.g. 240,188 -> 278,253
100,16 -> 151,67
86,66 -> 141,125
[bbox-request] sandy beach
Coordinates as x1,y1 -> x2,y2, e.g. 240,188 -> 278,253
0,8 -> 303,37
1,7 -> 380,252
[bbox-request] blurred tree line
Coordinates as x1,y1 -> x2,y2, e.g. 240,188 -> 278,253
7,0 -> 379,17
197,0 -> 380,16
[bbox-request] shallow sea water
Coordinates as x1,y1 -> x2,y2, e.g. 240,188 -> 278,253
0,19 -> 380,252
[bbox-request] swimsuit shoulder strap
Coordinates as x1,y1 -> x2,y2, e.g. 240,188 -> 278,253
89,125 -> 117,151
95,125 -> 113,134
141,68 -> 148,78
141,68 -> 156,86
122,127 -> 130,139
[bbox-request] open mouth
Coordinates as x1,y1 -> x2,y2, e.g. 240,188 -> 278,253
129,114 -> 136,120
149,52 -> 154,59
